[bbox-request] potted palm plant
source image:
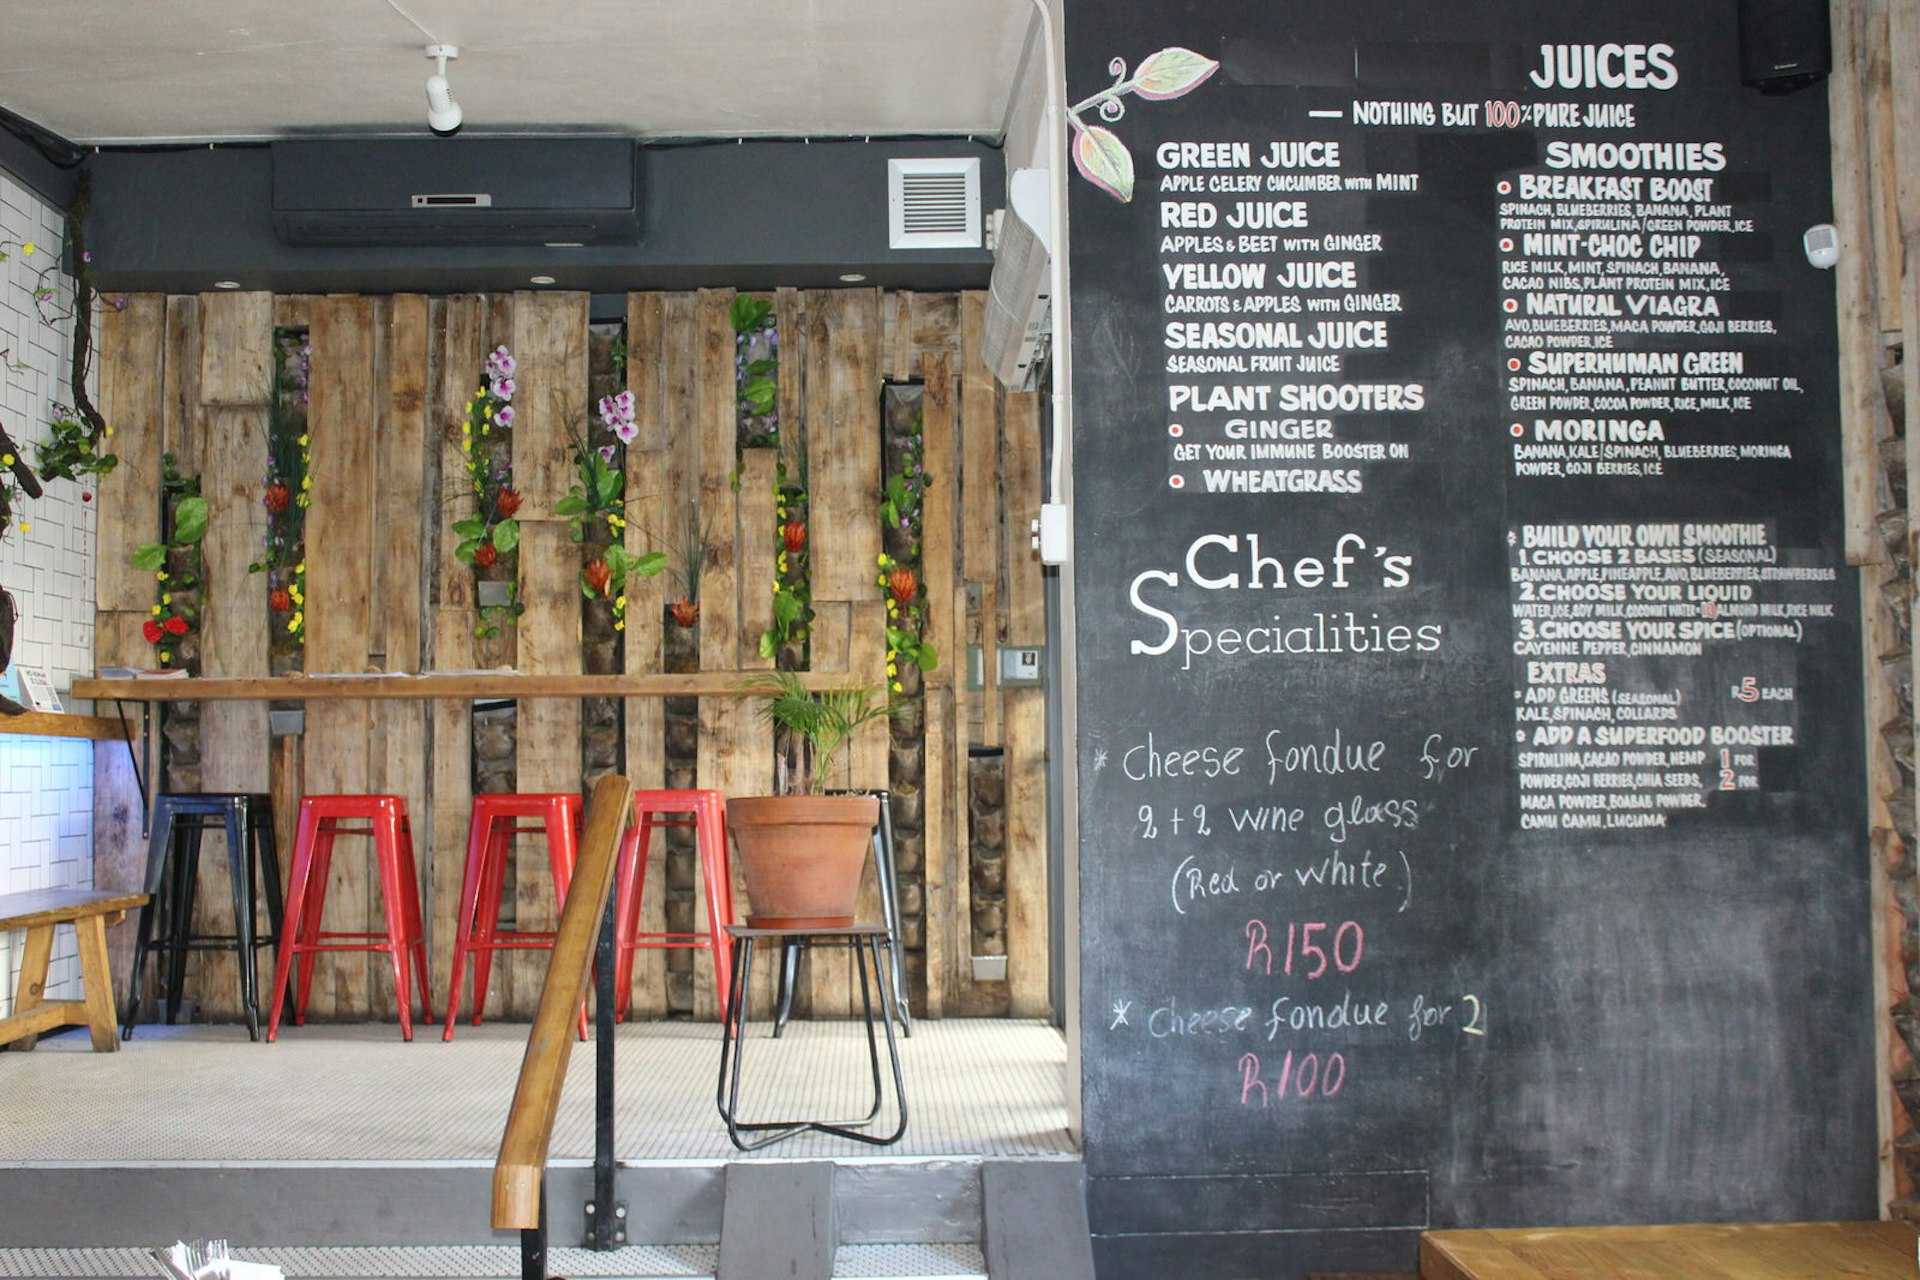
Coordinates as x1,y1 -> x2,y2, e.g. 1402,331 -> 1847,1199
729,672 -> 896,927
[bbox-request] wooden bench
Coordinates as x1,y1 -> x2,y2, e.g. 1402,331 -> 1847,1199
0,888 -> 147,1052
1421,1221 -> 1920,1278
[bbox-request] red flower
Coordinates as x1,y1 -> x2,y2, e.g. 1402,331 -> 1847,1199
670,598 -> 701,628
782,519 -> 807,553
584,557 -> 612,596
496,487 -> 522,518
264,480 -> 291,514
473,541 -> 498,569
888,567 -> 918,606
142,619 -> 164,644
164,615 -> 189,636
270,588 -> 293,613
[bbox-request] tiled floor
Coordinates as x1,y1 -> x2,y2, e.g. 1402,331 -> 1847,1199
0,1018 -> 1075,1164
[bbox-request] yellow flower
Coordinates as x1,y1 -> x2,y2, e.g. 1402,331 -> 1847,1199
105,426 -> 114,436
151,604 -> 163,616
876,554 -> 887,567
298,434 -> 309,447
887,662 -> 898,676
19,242 -> 32,255
296,560 -> 306,573
288,611 -> 303,634
157,570 -> 169,581
1,454 -> 12,466
18,520 -> 28,532
891,681 -> 903,693
613,619 -> 625,632
614,595 -> 627,609
159,650 -> 171,663
300,475 -> 312,489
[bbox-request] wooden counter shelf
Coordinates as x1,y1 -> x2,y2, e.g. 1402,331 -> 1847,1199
0,710 -> 132,742
72,670 -> 853,703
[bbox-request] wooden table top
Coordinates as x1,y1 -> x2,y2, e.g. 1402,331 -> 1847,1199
1420,1220 -> 1918,1279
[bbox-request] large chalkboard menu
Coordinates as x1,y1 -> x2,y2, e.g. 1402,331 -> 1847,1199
1064,3 -> 1874,1275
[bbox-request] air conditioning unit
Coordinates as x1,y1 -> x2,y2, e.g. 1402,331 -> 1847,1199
982,168 -> 1052,391
271,137 -> 642,247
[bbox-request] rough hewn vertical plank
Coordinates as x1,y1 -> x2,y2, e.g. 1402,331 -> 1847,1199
1004,687 -> 1049,1018
508,292 -> 589,1017
95,294 -> 166,620
947,579 -> 977,1012
911,294 -> 964,367
921,679 -> 953,1017
92,738 -> 144,1017
808,289 -> 883,603
960,292 -> 1003,743
622,292 -> 670,1018
1834,0 -> 1891,563
693,288 -> 739,1022
919,352 -> 959,1016
430,295 -> 487,1015
198,292 -> 273,407
888,290 -> 912,382
775,288 -> 807,485
367,295 -> 431,1022
921,355 -> 959,690
193,293 -> 275,1022
511,292 -> 589,520
164,297 -> 203,472
303,295 -> 377,1019
848,598 -> 891,1009
806,605 -> 854,1017
1002,390 -> 1045,649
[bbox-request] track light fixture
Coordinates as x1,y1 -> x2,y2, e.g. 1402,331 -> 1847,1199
425,44 -> 463,136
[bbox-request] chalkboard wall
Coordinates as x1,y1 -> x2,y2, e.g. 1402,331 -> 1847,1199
1063,2 -> 1873,1275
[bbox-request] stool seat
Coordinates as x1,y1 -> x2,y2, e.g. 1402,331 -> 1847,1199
443,792 -> 589,1041
265,794 -> 431,1041
123,792 -> 282,1042
611,789 -> 735,1023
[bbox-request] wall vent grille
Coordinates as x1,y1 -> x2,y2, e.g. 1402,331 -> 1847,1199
889,158 -> 982,249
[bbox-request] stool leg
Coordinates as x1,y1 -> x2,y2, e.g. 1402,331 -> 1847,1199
222,804 -> 260,1041
397,814 -> 433,1025
612,819 -> 650,1021
165,821 -> 205,1026
123,799 -> 180,1038
695,798 -> 734,1025
443,805 -> 497,1038
469,816 -> 514,1026
773,939 -> 800,1039
368,806 -> 415,1041
266,804 -> 323,1042
293,822 -> 340,1026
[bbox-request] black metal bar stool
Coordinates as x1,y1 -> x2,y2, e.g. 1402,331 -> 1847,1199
772,789 -> 913,1038
122,792 -> 284,1042
717,923 -> 907,1151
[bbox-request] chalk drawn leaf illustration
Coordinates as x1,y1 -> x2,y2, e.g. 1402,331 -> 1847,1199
1069,47 -> 1219,202
1073,126 -> 1135,202
1131,47 -> 1219,100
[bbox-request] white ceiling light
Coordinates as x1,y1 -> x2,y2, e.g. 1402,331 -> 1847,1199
425,44 -> 463,136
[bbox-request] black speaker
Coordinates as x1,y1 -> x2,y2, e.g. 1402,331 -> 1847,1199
1738,0 -> 1831,93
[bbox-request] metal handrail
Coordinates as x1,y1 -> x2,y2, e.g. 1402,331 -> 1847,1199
492,773 -> 634,1247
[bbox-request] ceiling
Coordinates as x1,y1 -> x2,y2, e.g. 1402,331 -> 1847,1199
0,0 -> 1039,148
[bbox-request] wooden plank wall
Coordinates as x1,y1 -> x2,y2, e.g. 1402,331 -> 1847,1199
90,287 -> 1051,1024
1833,0 -> 1920,1218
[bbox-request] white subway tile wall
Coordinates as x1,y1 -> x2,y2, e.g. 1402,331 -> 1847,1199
0,165 -> 98,1018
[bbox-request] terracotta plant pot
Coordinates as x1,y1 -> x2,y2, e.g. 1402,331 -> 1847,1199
727,793 -> 879,929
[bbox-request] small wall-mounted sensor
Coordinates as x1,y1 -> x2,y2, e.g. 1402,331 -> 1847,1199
1803,223 -> 1840,269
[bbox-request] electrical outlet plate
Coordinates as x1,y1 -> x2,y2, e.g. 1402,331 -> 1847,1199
1000,646 -> 1044,686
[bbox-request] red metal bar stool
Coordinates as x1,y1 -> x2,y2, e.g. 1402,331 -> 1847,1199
611,789 -> 735,1023
442,792 -> 590,1041
265,794 -> 432,1042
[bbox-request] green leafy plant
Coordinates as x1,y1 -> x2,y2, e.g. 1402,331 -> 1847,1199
247,332 -> 310,647
452,345 -> 522,638
877,411 -> 936,685
740,671 -> 901,795
730,295 -> 779,447
760,479 -> 811,657
34,404 -> 116,484
131,455 -> 207,667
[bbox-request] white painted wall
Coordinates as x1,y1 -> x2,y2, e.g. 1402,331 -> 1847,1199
0,165 -> 98,1017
